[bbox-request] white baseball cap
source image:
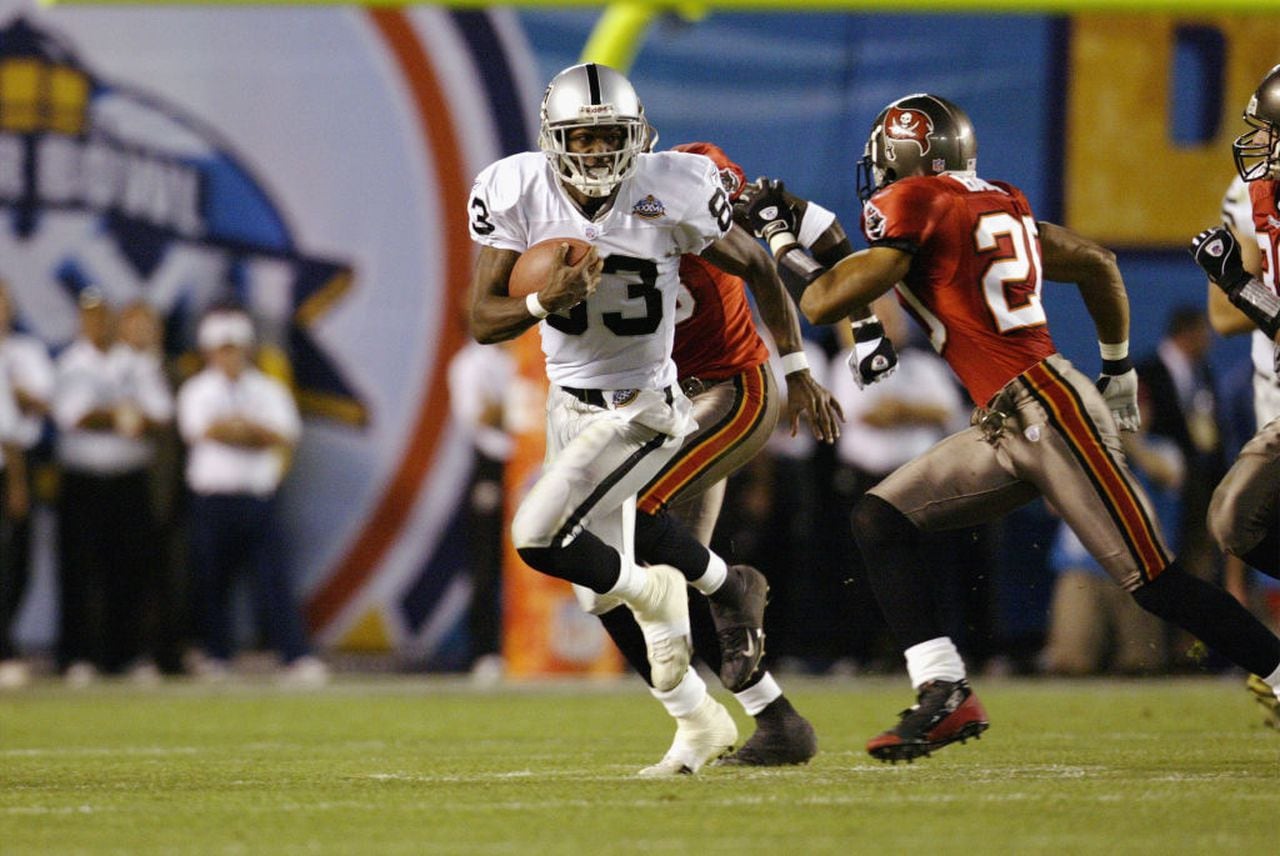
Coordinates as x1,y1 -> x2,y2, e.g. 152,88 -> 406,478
197,311 -> 255,351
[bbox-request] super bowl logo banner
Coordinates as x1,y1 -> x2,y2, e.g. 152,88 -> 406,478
1,1 -> 612,673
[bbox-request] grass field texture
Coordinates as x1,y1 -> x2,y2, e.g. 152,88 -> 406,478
2,675 -> 1277,854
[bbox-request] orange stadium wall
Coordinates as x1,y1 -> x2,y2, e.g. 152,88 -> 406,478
1065,14 -> 1280,245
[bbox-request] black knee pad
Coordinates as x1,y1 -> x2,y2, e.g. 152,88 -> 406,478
851,494 -> 917,553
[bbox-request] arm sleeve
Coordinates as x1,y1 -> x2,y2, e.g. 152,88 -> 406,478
468,160 -> 529,252
861,180 -> 940,254
261,380 -> 302,444
51,358 -> 100,430
672,156 -> 733,255
176,380 -> 211,444
797,200 -> 838,248
135,355 -> 174,422
1222,176 -> 1255,237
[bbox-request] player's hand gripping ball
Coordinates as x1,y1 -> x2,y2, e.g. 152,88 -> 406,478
508,238 -> 594,298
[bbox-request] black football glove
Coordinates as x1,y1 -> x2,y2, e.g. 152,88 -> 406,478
847,317 -> 898,388
734,177 -> 800,252
1190,226 -> 1250,292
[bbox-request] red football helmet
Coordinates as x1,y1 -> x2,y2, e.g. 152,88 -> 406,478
857,93 -> 977,201
671,141 -> 747,201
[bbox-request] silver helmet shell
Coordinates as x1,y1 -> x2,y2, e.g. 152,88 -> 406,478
856,93 -> 977,202
538,63 -> 653,198
1234,64 -> 1280,182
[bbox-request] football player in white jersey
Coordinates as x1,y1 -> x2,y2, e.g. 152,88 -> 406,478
468,63 -> 777,765
1191,64 -> 1280,727
1209,176 -> 1280,427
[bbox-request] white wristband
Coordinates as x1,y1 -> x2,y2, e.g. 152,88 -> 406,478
767,230 -> 799,256
526,292 -> 550,320
780,351 -> 810,375
1099,340 -> 1129,361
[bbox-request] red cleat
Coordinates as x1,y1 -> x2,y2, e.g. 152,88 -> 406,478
867,679 -> 989,763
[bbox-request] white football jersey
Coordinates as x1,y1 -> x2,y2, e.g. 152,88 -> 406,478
1222,176 -> 1280,426
468,150 -> 732,389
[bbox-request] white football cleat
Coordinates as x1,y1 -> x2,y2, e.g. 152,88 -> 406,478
629,564 -> 691,692
638,694 -> 738,777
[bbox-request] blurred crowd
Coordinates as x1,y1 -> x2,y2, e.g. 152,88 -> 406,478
0,285 -> 326,690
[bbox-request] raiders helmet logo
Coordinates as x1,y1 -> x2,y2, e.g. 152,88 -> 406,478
884,107 -> 934,160
1205,238 -> 1225,257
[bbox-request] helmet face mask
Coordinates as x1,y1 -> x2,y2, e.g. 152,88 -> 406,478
1234,66 -> 1280,182
538,63 -> 653,198
856,93 -> 977,203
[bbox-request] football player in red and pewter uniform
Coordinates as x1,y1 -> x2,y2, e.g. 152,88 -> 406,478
1191,63 -> 1280,729
739,92 -> 1280,763
598,141 -> 857,774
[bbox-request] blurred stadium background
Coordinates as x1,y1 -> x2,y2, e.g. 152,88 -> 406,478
1,0 -> 1277,676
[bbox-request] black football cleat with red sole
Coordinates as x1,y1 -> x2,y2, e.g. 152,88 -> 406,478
866,679 -> 989,763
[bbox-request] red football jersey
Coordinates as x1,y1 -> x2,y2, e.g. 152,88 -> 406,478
1248,178 -> 1280,292
672,254 -> 770,381
862,173 -> 1057,405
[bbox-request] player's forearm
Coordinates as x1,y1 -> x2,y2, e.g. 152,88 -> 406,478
1207,281 -> 1256,336
748,262 -> 805,356
470,297 -> 541,344
799,249 -> 904,326
1076,270 -> 1130,347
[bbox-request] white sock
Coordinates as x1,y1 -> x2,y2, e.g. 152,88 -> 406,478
733,672 -> 781,716
690,553 -> 728,595
904,637 -> 966,688
651,667 -> 707,718
605,553 -> 646,602
1262,661 -> 1280,699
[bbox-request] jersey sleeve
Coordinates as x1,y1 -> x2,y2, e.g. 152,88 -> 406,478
671,155 -> 733,255
798,199 -> 837,248
861,180 -> 947,254
467,158 -> 529,252
1222,176 -> 1255,238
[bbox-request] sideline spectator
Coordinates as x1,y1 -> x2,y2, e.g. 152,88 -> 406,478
53,290 -> 173,684
446,337 -> 516,681
177,307 -> 326,687
0,281 -> 48,689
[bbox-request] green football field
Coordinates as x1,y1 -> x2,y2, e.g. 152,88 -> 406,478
1,674 -> 1276,854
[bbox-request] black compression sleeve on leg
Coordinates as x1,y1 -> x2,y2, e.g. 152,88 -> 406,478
1132,565 -> 1280,678
851,494 -> 944,650
516,530 -> 621,593
634,511 -> 711,582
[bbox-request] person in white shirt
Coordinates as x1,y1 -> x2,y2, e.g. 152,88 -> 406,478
446,338 -> 516,682
0,281 -> 44,688
177,307 -> 326,686
53,290 -> 173,683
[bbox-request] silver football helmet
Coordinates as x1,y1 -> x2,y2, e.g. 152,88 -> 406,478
538,63 -> 653,198
856,93 -> 977,202
1234,64 -> 1280,182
